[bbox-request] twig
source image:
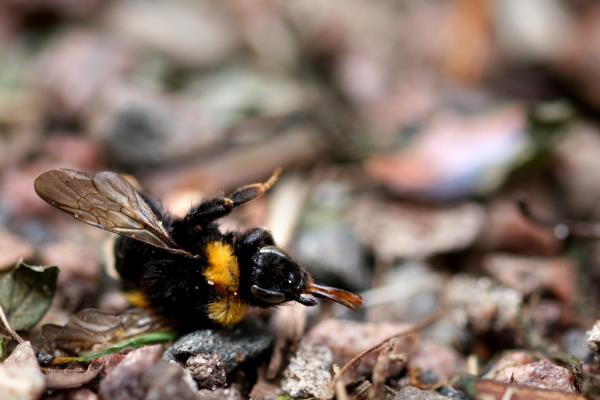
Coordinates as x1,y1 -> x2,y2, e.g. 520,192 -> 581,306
332,304 -> 445,388
333,364 -> 350,400
0,304 -> 23,343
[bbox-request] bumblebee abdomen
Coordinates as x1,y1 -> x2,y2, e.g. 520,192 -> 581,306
140,256 -> 218,330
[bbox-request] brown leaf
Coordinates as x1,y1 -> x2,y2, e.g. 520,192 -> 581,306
350,196 -> 484,261
467,378 -> 584,400
43,363 -> 103,390
484,351 -> 578,393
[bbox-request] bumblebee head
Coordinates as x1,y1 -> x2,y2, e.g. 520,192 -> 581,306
246,246 -> 363,311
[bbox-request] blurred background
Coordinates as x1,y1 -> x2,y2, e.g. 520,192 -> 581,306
3,0 -> 600,396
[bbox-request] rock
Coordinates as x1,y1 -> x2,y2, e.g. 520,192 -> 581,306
484,351 -> 578,393
436,386 -> 468,399
395,386 -> 451,400
140,362 -> 197,400
99,344 -> 165,400
587,321 -> 600,353
410,341 -> 464,384
39,241 -> 101,285
522,300 -> 563,337
106,0 -> 238,68
37,31 -> 133,116
41,135 -> 106,171
554,123 -> 600,217
493,0 -> 572,63
0,341 -> 45,400
307,319 -> 416,373
44,388 -> 99,400
185,353 -> 227,390
553,7 -> 600,113
91,85 -> 223,168
0,161 -> 65,218
281,339 -> 334,399
444,275 -> 522,333
90,353 -> 127,379
350,197 -> 485,261
291,178 -> 368,290
99,350 -> 197,400
198,384 -> 244,400
364,262 -> 443,323
483,254 -> 577,304
0,231 -> 33,271
3,0 -> 103,18
363,105 -> 529,200
294,222 -> 368,290
163,322 -> 273,373
562,328 -> 590,361
188,67 -> 314,132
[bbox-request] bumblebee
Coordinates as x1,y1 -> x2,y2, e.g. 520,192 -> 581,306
34,168 -> 362,330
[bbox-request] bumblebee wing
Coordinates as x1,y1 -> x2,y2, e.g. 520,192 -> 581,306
41,308 -> 169,353
34,168 -> 192,256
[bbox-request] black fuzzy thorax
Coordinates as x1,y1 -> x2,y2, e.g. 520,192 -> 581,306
114,213 -> 238,330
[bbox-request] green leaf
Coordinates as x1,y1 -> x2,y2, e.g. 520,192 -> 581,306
53,331 -> 178,364
0,261 -> 59,331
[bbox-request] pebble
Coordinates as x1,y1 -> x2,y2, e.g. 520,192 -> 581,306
99,344 -> 197,400
281,339 -> 334,399
163,322 -> 273,373
0,342 -> 45,400
394,386 -> 451,400
294,222 -> 369,290
185,353 -> 227,390
483,351 -> 578,393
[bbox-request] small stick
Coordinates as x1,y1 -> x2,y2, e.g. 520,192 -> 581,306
0,304 -> 23,343
332,305 -> 445,387
333,364 -> 350,400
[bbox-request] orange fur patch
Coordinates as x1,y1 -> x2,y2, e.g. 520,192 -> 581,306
125,291 -> 150,308
206,298 -> 248,326
204,241 -> 247,325
204,242 -> 239,290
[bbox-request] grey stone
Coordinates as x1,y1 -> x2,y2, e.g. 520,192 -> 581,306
281,339 -> 333,399
295,222 -> 368,290
395,387 -> 450,400
163,323 -> 273,373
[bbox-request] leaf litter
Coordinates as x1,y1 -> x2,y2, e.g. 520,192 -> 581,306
3,1 -> 600,399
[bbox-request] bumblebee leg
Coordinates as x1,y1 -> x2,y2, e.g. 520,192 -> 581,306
227,168 -> 281,207
180,169 -> 282,227
177,196 -> 234,230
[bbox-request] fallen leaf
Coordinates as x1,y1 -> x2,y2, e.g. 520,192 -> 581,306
43,363 -> 103,390
350,196 -> 484,261
456,376 -> 584,399
41,308 -> 169,354
0,261 -> 58,332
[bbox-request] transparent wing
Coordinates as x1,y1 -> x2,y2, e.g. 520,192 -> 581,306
41,308 -> 169,353
34,168 -> 192,257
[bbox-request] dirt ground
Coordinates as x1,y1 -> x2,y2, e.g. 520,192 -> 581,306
2,1 -> 600,399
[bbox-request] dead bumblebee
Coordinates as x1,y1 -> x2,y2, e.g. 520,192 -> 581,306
34,168 -> 362,330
